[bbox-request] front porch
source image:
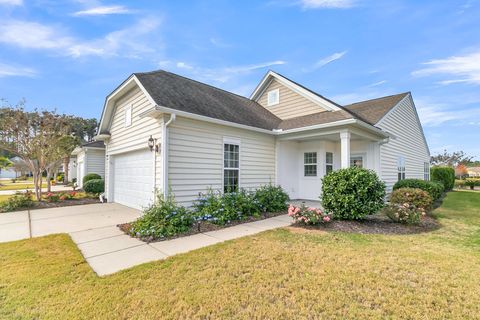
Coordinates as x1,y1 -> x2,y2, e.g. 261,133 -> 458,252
276,126 -> 387,201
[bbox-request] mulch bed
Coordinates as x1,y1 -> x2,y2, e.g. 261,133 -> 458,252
32,198 -> 100,210
291,214 -> 440,235
118,211 -> 287,243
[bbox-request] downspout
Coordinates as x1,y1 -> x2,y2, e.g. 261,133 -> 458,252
162,113 -> 176,198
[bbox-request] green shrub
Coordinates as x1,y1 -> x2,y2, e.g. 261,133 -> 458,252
82,173 -> 101,185
83,179 -> 104,194
390,188 -> 433,210
465,178 -> 480,190
254,184 -> 289,213
288,204 -> 332,225
384,203 -> 425,224
56,173 -> 64,182
393,179 -> 444,200
193,189 -> 261,225
455,179 -> 466,189
0,191 -> 34,212
321,167 -> 386,220
431,166 -> 455,191
130,193 -> 193,239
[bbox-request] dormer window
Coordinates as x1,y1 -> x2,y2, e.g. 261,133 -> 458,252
267,88 -> 279,106
125,105 -> 132,127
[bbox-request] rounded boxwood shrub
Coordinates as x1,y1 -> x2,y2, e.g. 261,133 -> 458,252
83,179 -> 104,194
321,167 -> 386,220
393,179 -> 444,200
83,173 -> 101,185
390,187 -> 433,210
431,166 -> 455,191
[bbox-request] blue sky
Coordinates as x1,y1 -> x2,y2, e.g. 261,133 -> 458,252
0,0 -> 479,159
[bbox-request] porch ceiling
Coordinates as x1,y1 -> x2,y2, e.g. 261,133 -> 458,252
277,124 -> 387,142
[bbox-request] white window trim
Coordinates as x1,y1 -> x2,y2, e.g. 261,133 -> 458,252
303,151 -> 318,177
397,156 -> 406,181
424,162 -> 430,181
222,137 -> 241,193
267,88 -> 280,106
350,153 -> 365,169
325,151 -> 334,175
125,105 -> 132,127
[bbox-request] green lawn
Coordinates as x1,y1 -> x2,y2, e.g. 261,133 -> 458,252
0,181 -> 47,191
1,191 -> 479,319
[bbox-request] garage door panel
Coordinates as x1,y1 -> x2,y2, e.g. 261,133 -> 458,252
112,149 -> 154,209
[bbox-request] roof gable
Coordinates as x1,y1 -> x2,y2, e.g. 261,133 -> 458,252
344,92 -> 409,124
135,70 -> 282,130
250,71 -> 341,112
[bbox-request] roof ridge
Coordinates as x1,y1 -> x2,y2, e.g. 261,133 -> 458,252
345,92 -> 410,106
137,69 -> 259,104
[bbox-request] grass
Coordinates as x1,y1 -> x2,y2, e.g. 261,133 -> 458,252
0,191 -> 479,319
0,181 -> 47,191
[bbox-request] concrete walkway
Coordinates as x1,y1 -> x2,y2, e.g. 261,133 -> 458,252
0,184 -> 72,196
0,203 -> 293,276
72,214 -> 292,276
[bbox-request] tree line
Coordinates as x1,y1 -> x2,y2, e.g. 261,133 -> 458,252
0,100 -> 98,200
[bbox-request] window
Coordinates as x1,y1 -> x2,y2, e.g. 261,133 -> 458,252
397,157 -> 406,181
267,88 -> 279,106
325,152 -> 333,175
224,143 -> 239,193
424,162 -> 430,181
350,156 -> 364,168
125,105 -> 132,127
304,152 -> 317,177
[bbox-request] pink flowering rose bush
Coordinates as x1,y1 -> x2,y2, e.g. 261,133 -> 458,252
288,204 -> 332,225
384,202 -> 426,224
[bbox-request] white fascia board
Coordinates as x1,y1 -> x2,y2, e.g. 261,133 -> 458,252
250,70 -> 341,112
97,74 -> 157,134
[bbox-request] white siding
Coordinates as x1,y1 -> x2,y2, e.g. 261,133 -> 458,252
104,87 -> 162,200
377,95 -> 430,191
257,79 -> 327,119
85,149 -> 105,178
168,117 -> 276,206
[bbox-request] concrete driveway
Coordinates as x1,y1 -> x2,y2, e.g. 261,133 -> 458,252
0,203 -> 141,243
0,203 -> 293,276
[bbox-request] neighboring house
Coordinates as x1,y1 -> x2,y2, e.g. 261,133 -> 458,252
68,156 -> 78,182
96,70 -> 430,209
71,141 -> 106,188
467,167 -> 480,177
0,156 -> 28,179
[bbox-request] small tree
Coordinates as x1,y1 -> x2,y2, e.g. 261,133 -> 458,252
455,164 -> 469,179
0,156 -> 12,176
0,103 -> 70,200
431,150 -> 473,167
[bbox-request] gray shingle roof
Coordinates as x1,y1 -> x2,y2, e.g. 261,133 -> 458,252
344,93 -> 409,124
133,70 -> 407,131
82,141 -> 105,148
135,70 -> 282,130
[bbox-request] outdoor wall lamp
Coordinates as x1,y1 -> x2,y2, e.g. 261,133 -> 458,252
148,135 -> 160,153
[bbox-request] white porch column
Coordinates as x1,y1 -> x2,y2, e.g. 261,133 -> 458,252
340,131 -> 351,169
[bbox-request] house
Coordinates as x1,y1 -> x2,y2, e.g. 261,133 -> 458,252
96,70 -> 430,210
71,141 -> 106,188
467,167 -> 480,177
0,156 -> 29,179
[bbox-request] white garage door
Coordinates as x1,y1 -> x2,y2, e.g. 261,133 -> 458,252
112,149 -> 154,209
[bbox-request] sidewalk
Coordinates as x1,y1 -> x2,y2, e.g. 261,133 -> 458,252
0,184 -> 72,196
71,214 -> 293,276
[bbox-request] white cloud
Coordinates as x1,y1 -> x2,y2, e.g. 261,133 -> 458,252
412,51 -> 480,85
209,37 -> 232,48
414,98 -> 466,127
0,63 -> 36,77
303,51 -> 347,72
0,0 -> 22,5
0,18 -> 162,59
73,5 -> 131,16
300,0 -> 356,9
163,60 -> 286,84
367,80 -> 387,87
